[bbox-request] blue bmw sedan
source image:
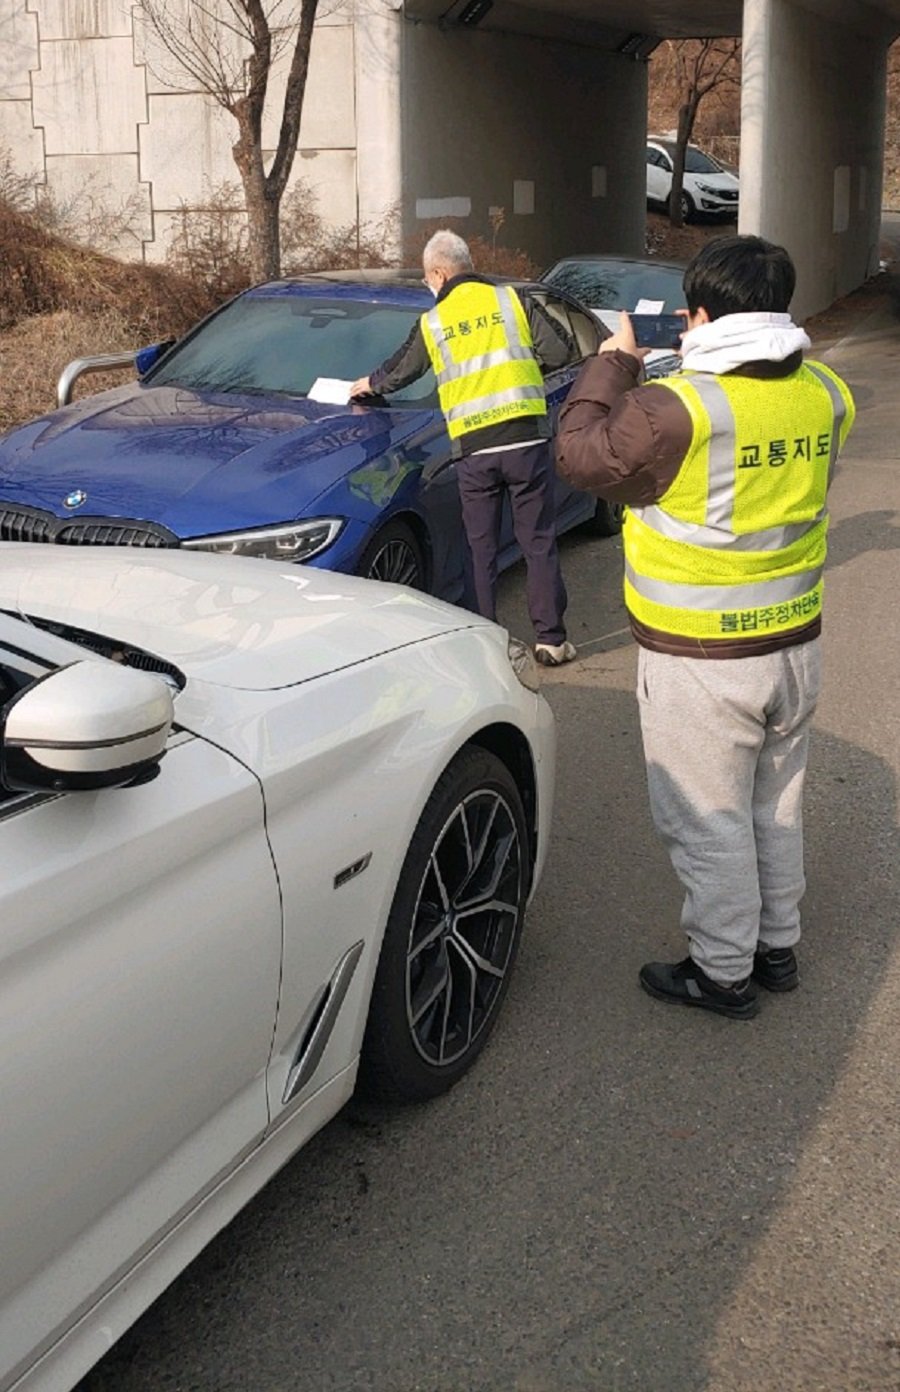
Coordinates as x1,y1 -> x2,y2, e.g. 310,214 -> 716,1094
0,274 -> 623,599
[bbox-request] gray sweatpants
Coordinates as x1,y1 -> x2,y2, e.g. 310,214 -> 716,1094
636,640 -> 822,985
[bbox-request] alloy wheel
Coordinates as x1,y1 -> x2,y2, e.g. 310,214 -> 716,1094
405,789 -> 522,1066
366,537 -> 421,587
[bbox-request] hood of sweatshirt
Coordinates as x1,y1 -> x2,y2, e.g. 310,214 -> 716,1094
680,312 -> 811,375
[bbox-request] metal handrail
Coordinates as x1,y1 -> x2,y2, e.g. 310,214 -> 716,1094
57,352 -> 137,409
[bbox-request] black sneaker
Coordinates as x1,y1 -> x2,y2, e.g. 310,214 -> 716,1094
639,956 -> 760,1019
752,945 -> 799,992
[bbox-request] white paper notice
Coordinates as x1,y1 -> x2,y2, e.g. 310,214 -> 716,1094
633,298 -> 665,314
308,377 -> 354,406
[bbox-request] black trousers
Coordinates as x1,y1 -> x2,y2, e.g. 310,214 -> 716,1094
457,440 -> 568,646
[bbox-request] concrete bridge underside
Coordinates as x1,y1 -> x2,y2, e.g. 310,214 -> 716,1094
401,0 -> 900,316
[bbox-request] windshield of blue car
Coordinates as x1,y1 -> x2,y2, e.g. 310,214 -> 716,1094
147,296 -> 438,407
545,261 -> 685,313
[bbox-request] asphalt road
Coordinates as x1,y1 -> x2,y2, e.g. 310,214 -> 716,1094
80,259 -> 900,1392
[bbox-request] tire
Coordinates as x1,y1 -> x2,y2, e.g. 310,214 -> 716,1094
679,191 -> 695,222
358,746 -> 531,1104
585,498 -> 625,537
356,519 -> 425,590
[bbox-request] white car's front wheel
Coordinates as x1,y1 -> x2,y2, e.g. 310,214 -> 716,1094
674,190 -> 695,222
359,746 -> 530,1103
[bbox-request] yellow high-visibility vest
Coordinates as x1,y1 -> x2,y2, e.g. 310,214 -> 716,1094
624,361 -> 855,642
421,283 -> 547,440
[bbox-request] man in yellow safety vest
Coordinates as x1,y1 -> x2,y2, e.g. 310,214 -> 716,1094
556,234 -> 855,1019
351,229 -> 576,666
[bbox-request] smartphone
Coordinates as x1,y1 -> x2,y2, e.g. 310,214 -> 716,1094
631,313 -> 684,350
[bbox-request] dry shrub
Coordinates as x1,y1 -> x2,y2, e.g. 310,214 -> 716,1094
291,188 -> 535,280
404,215 -> 541,280
165,183 -> 252,300
0,194 -> 222,433
1,142 -> 150,256
0,201 -> 215,336
285,221 -> 395,272
469,235 -> 541,280
280,184 -> 399,274
163,181 -> 400,288
644,210 -> 728,261
0,146 -> 36,213
0,308 -> 145,433
33,179 -> 149,259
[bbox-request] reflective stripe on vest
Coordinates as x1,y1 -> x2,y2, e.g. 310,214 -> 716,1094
805,362 -> 848,483
445,383 -> 545,424
623,361 -> 853,642
421,284 -> 547,440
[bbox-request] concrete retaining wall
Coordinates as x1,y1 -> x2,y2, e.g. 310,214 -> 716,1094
0,0 -> 389,263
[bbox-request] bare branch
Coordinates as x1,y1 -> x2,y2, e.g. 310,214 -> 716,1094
237,0 -> 273,142
138,0 -> 243,107
667,38 -> 688,90
696,40 -> 741,97
190,0 -> 251,47
137,0 -> 334,280
266,0 -> 319,200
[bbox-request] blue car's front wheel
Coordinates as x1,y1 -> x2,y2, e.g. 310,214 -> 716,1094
357,519 -> 426,591
586,498 -> 625,538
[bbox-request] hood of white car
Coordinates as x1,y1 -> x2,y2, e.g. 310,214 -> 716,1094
686,170 -> 739,192
0,545 -> 486,691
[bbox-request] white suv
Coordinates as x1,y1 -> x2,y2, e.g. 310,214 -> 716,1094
646,137 -> 739,222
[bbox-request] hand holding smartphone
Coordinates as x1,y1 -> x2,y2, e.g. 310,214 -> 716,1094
630,313 -> 685,350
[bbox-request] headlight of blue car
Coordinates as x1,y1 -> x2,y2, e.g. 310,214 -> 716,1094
183,518 -> 344,562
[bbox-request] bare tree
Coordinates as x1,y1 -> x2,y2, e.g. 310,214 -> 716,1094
138,0 -> 324,281
663,38 -> 741,228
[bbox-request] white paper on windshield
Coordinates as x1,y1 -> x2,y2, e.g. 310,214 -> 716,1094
308,377 -> 354,405
633,298 -> 665,314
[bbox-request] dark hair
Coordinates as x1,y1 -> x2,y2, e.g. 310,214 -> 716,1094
683,235 -> 796,319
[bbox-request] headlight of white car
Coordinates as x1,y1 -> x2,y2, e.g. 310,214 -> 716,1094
507,637 -> 541,692
695,182 -> 719,195
183,518 -> 344,562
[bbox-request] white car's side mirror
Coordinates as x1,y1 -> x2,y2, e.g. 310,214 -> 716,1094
1,661 -> 174,794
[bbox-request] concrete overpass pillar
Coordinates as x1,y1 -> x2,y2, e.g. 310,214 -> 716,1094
399,23 -> 648,270
740,0 -> 890,318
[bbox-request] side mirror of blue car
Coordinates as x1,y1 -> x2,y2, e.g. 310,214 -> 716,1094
135,340 -> 176,376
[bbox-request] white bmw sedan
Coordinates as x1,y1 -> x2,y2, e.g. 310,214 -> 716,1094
0,545 -> 554,1392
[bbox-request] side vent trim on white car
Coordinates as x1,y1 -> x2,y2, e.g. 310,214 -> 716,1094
282,940 -> 365,1104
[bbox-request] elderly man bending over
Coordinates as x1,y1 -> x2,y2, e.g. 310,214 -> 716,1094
351,229 -> 576,666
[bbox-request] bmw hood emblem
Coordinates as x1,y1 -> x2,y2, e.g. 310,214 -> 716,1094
63,489 -> 88,510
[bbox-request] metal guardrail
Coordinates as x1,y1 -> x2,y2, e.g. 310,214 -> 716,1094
57,352 -> 137,409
